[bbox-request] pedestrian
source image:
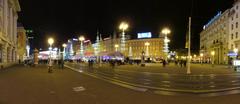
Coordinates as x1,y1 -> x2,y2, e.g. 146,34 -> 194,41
180,60 -> 183,67
61,60 -> 64,69
184,60 -> 187,67
175,60 -> 178,66
163,60 -> 166,67
48,58 -> 53,73
58,60 -> 61,69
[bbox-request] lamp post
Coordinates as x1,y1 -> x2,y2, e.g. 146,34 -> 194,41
211,51 -> 215,67
48,38 -> 54,73
162,28 -> 171,62
119,22 -> 129,53
200,53 -> 203,65
62,43 -> 67,60
114,44 -> 119,52
79,36 -> 85,57
145,42 -> 150,57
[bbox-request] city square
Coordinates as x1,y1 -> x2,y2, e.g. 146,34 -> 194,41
1,0 -> 240,104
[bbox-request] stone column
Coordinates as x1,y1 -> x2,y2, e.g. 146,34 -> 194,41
13,15 -> 17,45
3,0 -> 8,35
9,7 -> 13,42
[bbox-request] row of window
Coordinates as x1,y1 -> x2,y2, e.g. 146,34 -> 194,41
231,32 -> 239,40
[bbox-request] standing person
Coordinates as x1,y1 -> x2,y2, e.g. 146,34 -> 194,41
48,58 -> 53,73
175,60 -> 178,66
163,60 -> 166,67
58,59 -> 61,69
61,59 -> 64,69
184,60 -> 187,67
180,60 -> 183,67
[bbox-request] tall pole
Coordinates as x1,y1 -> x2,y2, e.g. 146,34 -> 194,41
187,17 -> 191,74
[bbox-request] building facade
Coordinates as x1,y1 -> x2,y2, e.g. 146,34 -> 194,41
0,0 -> 20,67
126,38 -> 164,60
200,10 -> 230,64
199,0 -> 240,64
17,25 -> 26,62
229,1 -> 240,55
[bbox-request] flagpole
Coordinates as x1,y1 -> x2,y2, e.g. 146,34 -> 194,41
187,17 -> 191,74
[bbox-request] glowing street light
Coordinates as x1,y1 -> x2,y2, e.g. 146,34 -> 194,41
79,36 -> 85,57
62,43 -> 67,60
115,44 -> 119,52
161,27 -> 171,63
119,22 -> 129,31
161,28 -> 171,36
119,22 -> 129,53
48,38 -> 54,73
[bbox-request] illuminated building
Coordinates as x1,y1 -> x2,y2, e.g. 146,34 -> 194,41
17,24 -> 27,62
200,10 -> 229,64
0,0 -> 21,67
126,38 -> 164,60
200,0 -> 240,64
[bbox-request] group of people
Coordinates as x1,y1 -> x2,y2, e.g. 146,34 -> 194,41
175,60 -> 187,67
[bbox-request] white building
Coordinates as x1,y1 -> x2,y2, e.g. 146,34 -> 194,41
200,10 -> 230,64
199,0 -> 240,64
229,0 -> 240,52
0,0 -> 21,68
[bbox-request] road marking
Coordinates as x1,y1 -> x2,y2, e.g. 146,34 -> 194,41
73,86 -> 86,92
65,65 -> 148,92
65,65 -> 240,95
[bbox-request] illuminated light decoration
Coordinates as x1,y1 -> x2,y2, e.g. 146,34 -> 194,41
73,38 -> 78,41
26,45 -> 30,57
84,40 -> 91,43
119,22 -> 129,53
79,36 -> 85,57
138,32 -> 152,39
203,11 -> 222,30
163,37 -> 170,53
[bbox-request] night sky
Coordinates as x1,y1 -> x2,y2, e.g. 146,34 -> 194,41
18,0 -> 233,52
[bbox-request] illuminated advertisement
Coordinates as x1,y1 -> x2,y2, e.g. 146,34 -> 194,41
137,32 -> 152,38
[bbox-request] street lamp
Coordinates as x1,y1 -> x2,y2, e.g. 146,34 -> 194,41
200,53 -> 203,65
211,51 -> 215,67
114,44 -> 119,52
48,38 -> 54,73
161,28 -> 171,62
119,22 -> 129,53
145,42 -> 150,57
62,43 -> 67,60
79,36 -> 85,57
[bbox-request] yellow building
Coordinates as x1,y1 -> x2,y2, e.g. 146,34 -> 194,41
17,25 -> 26,62
126,38 -> 164,60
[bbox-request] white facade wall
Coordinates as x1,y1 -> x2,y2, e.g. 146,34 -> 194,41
200,10 -> 230,64
0,0 -> 20,68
